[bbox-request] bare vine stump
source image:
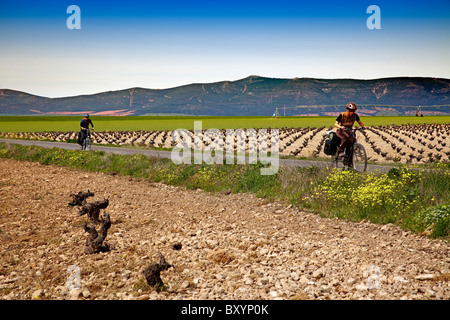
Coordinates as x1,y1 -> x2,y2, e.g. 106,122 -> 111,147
143,253 -> 173,290
78,199 -> 109,223
69,190 -> 94,206
84,212 -> 111,254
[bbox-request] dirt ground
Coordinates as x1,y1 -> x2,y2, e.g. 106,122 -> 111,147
0,158 -> 448,300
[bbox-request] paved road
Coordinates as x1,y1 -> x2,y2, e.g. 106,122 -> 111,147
0,138 -> 396,173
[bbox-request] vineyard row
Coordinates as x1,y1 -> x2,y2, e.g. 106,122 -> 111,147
1,124 -> 449,164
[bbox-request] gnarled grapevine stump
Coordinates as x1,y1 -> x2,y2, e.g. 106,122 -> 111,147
79,199 -> 109,223
69,190 -> 95,207
84,212 -> 111,254
143,253 -> 173,290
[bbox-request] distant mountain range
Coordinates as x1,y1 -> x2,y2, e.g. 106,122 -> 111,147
1,76 -> 449,116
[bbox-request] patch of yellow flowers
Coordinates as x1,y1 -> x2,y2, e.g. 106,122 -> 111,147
306,168 -> 422,217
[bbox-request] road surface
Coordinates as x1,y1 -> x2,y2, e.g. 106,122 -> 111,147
0,138 -> 396,173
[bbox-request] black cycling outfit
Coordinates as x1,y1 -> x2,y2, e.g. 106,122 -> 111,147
79,118 -> 94,145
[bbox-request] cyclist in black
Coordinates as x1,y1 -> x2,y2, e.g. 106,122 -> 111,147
78,114 -> 94,146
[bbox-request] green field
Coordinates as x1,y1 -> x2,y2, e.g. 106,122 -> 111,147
0,115 -> 449,132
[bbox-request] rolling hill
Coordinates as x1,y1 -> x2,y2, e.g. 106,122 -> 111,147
1,76 -> 449,116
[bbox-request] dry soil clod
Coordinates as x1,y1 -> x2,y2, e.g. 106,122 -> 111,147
172,242 -> 182,251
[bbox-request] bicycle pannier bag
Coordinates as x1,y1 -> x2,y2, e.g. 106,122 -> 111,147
324,140 -> 338,155
77,131 -> 83,146
329,131 -> 341,144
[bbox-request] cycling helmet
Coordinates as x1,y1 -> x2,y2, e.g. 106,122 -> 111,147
84,114 -> 90,118
346,102 -> 357,111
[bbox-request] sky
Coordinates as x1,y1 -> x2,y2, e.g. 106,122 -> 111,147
0,0 -> 449,97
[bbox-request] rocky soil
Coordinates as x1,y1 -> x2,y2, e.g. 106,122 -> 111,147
0,158 -> 448,300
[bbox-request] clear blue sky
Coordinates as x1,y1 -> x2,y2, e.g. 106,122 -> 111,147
0,0 -> 449,97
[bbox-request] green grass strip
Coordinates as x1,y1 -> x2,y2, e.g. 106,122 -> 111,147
0,115 -> 449,132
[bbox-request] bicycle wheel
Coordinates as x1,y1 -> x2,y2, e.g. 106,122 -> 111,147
82,138 -> 88,151
331,152 -> 344,170
352,143 -> 367,172
86,137 -> 91,151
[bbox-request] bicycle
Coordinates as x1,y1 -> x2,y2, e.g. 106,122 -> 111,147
81,128 -> 92,151
326,128 -> 367,172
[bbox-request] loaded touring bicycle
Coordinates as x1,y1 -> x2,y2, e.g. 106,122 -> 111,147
324,128 -> 367,172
